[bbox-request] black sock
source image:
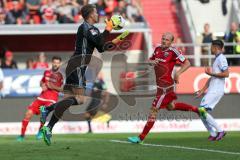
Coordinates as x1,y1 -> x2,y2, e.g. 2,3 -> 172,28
47,97 -> 78,131
87,119 -> 92,132
46,103 -> 57,112
47,113 -> 59,132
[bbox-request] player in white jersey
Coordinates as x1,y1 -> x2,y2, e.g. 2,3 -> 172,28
196,40 -> 229,141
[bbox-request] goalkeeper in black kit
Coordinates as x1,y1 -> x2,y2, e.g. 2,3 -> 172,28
40,4 -> 129,145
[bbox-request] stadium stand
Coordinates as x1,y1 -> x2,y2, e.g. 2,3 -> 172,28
141,0 -> 183,46
0,0 -> 144,24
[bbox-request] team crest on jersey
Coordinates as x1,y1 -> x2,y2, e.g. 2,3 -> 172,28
164,52 -> 169,57
90,29 -> 98,35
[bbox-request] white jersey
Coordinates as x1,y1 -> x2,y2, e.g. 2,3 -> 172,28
208,53 -> 228,94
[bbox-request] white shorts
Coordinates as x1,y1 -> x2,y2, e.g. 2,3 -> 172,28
200,92 -> 224,110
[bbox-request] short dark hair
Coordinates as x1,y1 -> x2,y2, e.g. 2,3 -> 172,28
81,4 -> 96,20
212,40 -> 224,49
52,56 -> 62,62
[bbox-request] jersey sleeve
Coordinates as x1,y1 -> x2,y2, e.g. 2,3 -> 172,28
172,48 -> 186,64
218,56 -> 228,71
87,28 -> 110,53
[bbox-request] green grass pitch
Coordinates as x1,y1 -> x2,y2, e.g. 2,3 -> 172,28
1,132 -> 240,160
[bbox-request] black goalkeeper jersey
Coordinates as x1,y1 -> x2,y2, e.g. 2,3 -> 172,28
74,21 -> 110,58
65,21 -> 110,87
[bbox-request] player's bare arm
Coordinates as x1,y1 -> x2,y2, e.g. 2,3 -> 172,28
196,67 -> 229,98
174,59 -> 191,84
195,78 -> 211,98
40,81 -> 47,91
47,82 -> 63,92
205,67 -> 229,78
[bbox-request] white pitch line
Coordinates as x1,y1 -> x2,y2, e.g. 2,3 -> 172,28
110,140 -> 240,156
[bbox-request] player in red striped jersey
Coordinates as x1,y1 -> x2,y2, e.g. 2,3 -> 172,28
17,56 -> 63,141
128,32 -> 201,143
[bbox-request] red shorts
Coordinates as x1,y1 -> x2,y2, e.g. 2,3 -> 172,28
28,99 -> 53,115
152,91 -> 177,110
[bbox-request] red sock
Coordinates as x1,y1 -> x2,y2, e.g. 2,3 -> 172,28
21,119 -> 29,136
139,116 -> 156,141
38,122 -> 44,131
174,102 -> 199,113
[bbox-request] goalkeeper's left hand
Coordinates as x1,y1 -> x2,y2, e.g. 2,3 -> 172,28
112,30 -> 130,44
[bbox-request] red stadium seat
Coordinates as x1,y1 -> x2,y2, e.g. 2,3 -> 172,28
141,0 -> 183,45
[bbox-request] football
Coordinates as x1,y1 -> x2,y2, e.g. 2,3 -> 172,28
111,15 -> 126,30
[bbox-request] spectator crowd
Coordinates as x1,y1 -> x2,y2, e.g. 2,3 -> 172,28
0,0 -> 144,24
0,49 -> 50,69
198,22 -> 240,66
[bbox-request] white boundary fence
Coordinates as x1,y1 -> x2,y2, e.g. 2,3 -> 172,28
173,43 -> 240,66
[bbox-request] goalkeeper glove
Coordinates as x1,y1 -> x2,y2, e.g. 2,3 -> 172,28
105,19 -> 113,32
112,30 -> 130,44
116,30 -> 129,40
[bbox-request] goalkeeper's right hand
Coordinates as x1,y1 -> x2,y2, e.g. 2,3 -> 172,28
112,30 -> 130,44
105,19 -> 113,32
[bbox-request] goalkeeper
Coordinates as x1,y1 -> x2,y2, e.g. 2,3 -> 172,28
40,4 -> 129,145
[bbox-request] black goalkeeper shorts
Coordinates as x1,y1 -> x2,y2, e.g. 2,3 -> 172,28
65,66 -> 87,87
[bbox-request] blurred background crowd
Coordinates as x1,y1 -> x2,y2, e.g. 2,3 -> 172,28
0,0 -> 144,24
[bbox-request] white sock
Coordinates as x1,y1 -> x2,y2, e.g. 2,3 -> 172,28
200,117 -> 217,137
206,113 -> 223,132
